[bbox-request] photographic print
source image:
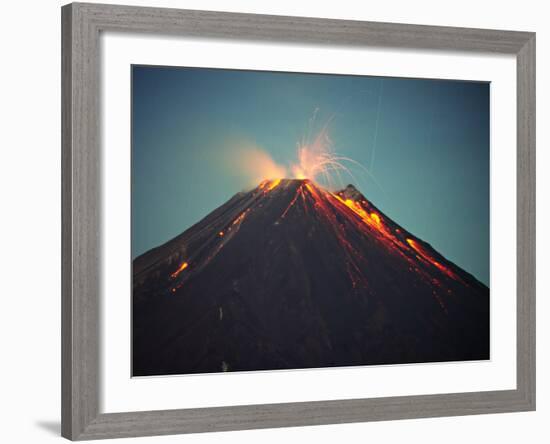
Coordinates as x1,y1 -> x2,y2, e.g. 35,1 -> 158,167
131,66 -> 490,377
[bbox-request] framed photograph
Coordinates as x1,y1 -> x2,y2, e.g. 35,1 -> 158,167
61,2 -> 535,440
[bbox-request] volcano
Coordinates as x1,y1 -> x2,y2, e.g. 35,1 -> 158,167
132,179 -> 489,376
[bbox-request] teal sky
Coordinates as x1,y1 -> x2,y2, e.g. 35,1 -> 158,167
132,65 -> 490,286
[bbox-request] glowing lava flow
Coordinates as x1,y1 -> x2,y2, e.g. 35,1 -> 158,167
259,179 -> 460,293
334,195 -> 384,231
168,178 -> 459,312
406,238 -> 460,281
330,192 -> 403,257
266,179 -> 282,191
231,210 -> 249,226
258,179 -> 283,194
202,208 -> 251,270
171,261 -> 189,278
312,183 -> 459,306
169,208 -> 252,296
280,183 -> 306,219
301,181 -> 370,289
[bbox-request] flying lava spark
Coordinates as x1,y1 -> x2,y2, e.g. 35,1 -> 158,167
286,117 -> 380,192
227,115 -> 378,193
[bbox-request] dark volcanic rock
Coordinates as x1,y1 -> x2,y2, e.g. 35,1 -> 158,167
132,179 -> 489,376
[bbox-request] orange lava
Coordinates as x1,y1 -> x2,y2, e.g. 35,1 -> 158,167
266,179 -> 282,191
280,183 -> 305,219
329,187 -> 459,295
232,210 -> 249,226
406,238 -> 459,281
333,194 -> 389,237
172,179 -> 458,311
301,182 -> 369,289
171,261 -> 189,279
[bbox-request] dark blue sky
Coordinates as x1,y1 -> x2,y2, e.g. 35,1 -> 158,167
132,66 -> 489,286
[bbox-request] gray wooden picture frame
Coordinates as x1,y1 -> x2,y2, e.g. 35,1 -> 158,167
61,2 -> 536,440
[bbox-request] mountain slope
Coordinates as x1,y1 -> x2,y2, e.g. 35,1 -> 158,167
133,179 -> 489,376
